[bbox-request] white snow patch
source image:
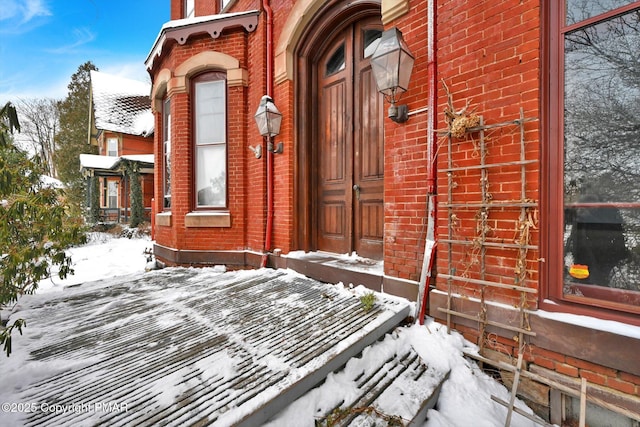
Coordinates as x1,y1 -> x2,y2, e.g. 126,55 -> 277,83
536,308 -> 640,339
1,235 -> 544,427
266,322 -> 538,427
35,232 -> 152,294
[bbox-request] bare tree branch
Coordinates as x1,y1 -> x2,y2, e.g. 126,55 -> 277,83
16,98 -> 60,178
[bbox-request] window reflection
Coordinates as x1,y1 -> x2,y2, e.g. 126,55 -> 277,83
195,77 -> 227,209
363,29 -> 382,58
163,104 -> 171,209
563,7 -> 640,294
326,44 -> 346,76
565,0 -> 633,25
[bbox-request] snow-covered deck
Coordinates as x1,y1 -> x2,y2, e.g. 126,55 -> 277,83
3,268 -> 414,426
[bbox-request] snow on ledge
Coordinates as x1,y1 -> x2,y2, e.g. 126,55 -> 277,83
430,289 -> 640,339
537,303 -> 640,340
285,250 -> 384,275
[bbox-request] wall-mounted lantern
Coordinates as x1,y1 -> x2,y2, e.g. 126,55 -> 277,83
370,27 -> 415,123
253,95 -> 283,155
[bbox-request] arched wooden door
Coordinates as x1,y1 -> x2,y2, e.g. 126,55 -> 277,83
315,18 -> 384,259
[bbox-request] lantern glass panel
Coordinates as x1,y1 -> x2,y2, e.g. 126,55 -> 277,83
370,28 -> 414,101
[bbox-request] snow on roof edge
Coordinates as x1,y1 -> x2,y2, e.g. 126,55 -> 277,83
90,71 -> 154,136
80,154 -> 154,172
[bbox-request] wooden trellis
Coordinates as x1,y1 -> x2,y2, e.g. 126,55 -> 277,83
438,107 -> 538,352
437,107 -> 542,425
436,106 -> 636,425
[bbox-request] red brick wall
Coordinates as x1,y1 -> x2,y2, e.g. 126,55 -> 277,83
382,1 -> 430,282
433,0 -> 542,307
170,0 -> 182,20
271,78 -> 295,253
454,322 -> 640,399
152,29 -> 263,253
121,134 -> 154,156
246,10 -> 268,252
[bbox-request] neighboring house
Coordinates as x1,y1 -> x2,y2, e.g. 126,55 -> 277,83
145,0 -> 640,424
82,70 -> 155,223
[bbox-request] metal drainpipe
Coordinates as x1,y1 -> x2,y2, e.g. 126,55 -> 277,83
417,0 -> 438,324
261,0 -> 274,268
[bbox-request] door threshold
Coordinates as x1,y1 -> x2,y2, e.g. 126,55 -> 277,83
283,251 -> 384,291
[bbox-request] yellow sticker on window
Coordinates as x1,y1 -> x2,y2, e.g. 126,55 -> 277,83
569,264 -> 589,280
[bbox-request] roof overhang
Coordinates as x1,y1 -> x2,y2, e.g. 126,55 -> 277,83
146,10 -> 260,71
80,154 -> 154,177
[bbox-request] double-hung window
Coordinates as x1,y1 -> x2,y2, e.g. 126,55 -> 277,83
548,1 -> 640,318
107,137 -> 118,157
163,98 -> 171,209
193,72 -> 227,210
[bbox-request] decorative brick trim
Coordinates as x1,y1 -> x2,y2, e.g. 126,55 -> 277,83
381,0 -> 409,25
185,211 -> 231,228
155,212 -> 172,227
151,68 -> 172,112
174,51 -> 247,89
227,68 -> 248,87
275,0 -> 323,84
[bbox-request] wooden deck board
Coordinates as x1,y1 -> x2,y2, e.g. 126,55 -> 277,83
5,268 -> 410,426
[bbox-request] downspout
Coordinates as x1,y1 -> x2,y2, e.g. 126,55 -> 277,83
260,0 -> 274,268
417,0 -> 437,324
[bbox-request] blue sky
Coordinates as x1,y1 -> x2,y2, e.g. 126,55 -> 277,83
0,0 -> 169,105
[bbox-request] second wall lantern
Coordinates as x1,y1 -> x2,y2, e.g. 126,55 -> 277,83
370,27 -> 415,123
254,95 -> 283,154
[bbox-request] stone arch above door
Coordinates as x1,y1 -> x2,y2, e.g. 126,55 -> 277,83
275,0 -> 383,84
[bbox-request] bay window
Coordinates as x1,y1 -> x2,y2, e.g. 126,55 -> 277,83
548,1 -> 640,318
193,72 -> 227,210
163,97 -> 171,209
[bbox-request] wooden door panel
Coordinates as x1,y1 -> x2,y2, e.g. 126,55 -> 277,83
321,82 -> 347,183
359,68 -> 384,179
359,201 -> 384,238
353,33 -> 384,259
317,37 -> 352,254
314,19 -> 383,259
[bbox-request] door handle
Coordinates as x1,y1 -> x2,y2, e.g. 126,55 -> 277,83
353,184 -> 361,200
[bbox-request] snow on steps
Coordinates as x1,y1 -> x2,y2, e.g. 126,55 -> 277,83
268,329 -> 450,427
325,349 -> 449,427
6,268 -> 412,426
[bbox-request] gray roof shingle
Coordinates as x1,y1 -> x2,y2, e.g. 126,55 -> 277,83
90,70 -> 154,136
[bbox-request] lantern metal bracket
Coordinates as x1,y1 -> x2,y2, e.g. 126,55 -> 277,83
268,141 -> 284,154
389,104 -> 409,123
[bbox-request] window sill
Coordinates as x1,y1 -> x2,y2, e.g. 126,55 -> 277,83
539,298 -> 640,327
185,211 -> 231,228
156,212 -> 172,227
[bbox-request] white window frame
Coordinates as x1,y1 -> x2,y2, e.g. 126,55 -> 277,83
107,137 -> 118,157
193,72 -> 227,210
